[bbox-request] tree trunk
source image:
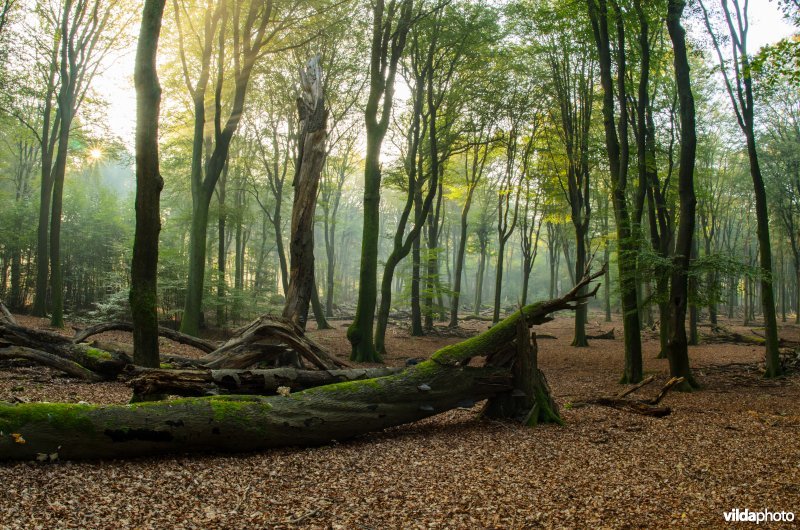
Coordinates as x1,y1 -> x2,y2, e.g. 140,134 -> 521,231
449,202 -> 470,327
492,240 -> 507,324
216,166 -> 227,328
474,238 -> 487,315
745,131 -> 782,377
309,275 -> 332,330
129,366 -> 402,398
572,229 -> 589,347
130,0 -> 167,368
181,192 -> 213,335
283,56 -> 327,331
665,0 -> 698,390
411,196 -> 424,337
347,0 -> 414,363
588,0 -> 642,383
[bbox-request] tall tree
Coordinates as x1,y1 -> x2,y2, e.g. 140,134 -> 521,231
587,0 -> 643,383
540,8 -> 594,346
49,0 -> 127,327
699,0 -> 782,377
130,0 -> 167,368
665,0 -> 699,389
347,0 -> 415,362
448,124 -> 491,326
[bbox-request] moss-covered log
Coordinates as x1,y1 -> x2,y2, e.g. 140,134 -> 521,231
0,361 -> 513,460
0,322 -> 130,379
0,271 -> 604,460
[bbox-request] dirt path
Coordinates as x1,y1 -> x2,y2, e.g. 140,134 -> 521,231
1,312 -> 798,528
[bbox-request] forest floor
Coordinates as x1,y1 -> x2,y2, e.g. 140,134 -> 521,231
1,311 -> 799,529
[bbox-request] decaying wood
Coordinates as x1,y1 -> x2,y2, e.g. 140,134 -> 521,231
484,317 -> 562,425
282,54 -> 327,329
570,376 -> 685,417
587,328 -> 615,340
0,270 -> 605,460
0,321 -> 130,379
0,346 -> 104,382
127,366 -> 402,397
0,302 -> 17,325
2,312 -> 348,380
72,322 -> 217,353
202,316 -> 348,370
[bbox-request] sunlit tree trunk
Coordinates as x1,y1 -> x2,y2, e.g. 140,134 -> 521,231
130,0 -> 167,368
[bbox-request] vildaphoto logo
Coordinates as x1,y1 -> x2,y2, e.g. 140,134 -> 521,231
723,508 -> 795,524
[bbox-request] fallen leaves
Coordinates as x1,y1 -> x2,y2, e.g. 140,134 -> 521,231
0,314 -> 799,528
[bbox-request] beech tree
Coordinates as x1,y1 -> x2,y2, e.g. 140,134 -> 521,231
176,0 -> 320,336
130,0 -> 168,367
699,0 -> 782,377
347,0 -> 416,362
587,0 -> 643,383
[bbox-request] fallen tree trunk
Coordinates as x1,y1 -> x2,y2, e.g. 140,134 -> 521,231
1,314 -> 347,379
587,328 -> 615,340
127,366 -> 402,397
0,321 -> 130,379
72,322 -> 218,353
0,270 -> 606,460
0,302 -> 16,325
0,346 -> 104,382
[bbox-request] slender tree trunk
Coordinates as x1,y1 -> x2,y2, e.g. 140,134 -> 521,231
665,0 -> 698,389
474,239 -> 487,315
744,132 -> 782,376
493,240 -> 507,324
182,193 -> 212,334
572,229 -> 588,347
449,203 -> 470,327
411,194 -> 424,336
588,0 -> 642,383
216,168 -> 227,328
130,0 -> 167,368
347,0 -> 413,363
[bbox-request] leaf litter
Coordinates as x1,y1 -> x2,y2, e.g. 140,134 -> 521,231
0,312 -> 798,528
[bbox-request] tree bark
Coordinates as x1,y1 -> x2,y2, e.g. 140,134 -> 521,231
128,366 -> 402,398
347,0 -> 415,362
283,56 -> 327,330
588,0 -> 643,383
665,0 -> 699,390
130,0 -> 167,368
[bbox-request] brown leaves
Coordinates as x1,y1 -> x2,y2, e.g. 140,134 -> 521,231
0,315 -> 799,527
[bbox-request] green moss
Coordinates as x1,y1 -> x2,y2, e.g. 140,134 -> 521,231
209,398 -> 270,423
299,377 -> 384,396
82,346 -> 114,361
432,304 -> 544,365
0,402 -> 95,433
159,363 -> 174,369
